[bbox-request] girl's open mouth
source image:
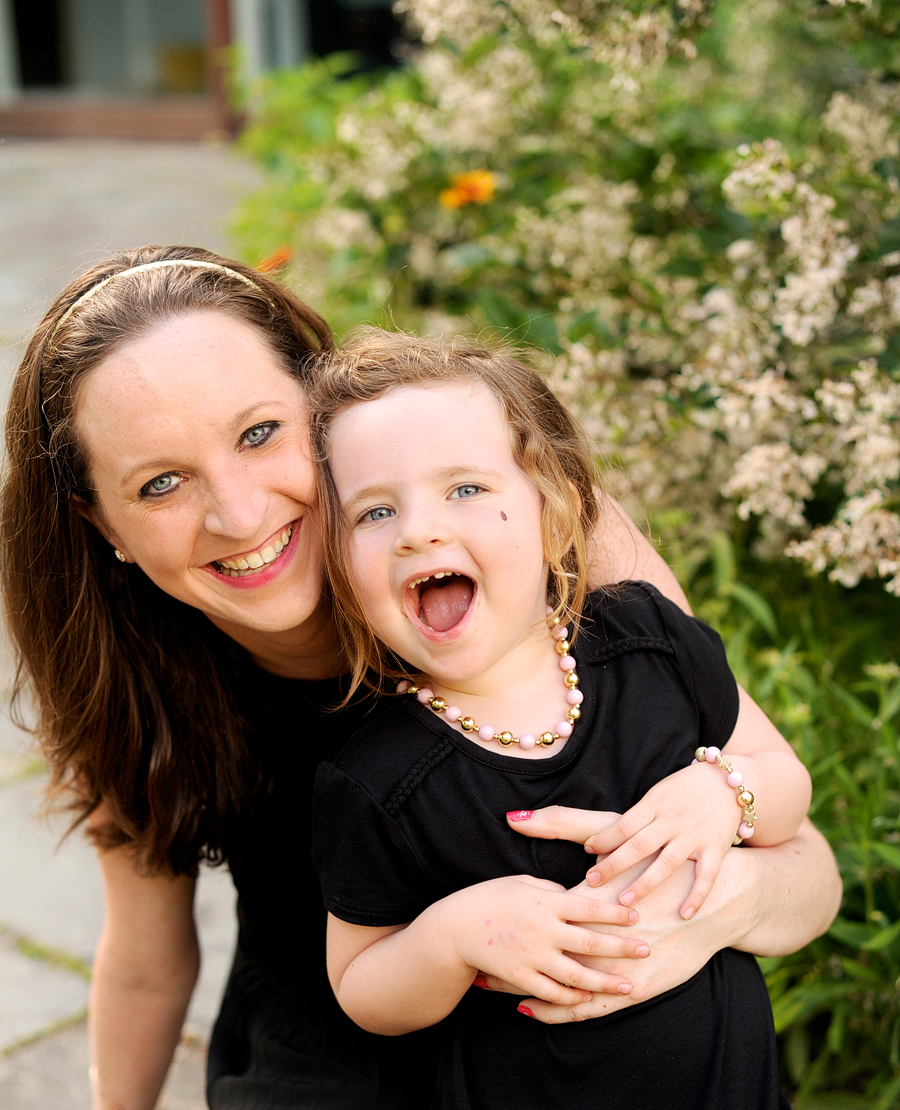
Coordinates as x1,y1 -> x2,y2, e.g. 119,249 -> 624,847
406,571 -> 474,633
212,524 -> 293,578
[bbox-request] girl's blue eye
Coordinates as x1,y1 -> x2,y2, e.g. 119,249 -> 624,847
359,506 -> 395,524
450,484 -> 483,499
141,473 -> 182,499
241,422 -> 277,447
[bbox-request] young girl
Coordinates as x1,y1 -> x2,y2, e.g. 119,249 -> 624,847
309,330 -> 810,1110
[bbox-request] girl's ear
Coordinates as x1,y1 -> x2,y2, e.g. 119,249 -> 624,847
70,495 -> 128,558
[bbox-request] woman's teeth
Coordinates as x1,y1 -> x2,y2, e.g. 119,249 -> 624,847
215,526 -> 292,577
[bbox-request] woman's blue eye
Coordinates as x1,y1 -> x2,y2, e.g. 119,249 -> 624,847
450,484 -> 483,499
360,506 -> 395,524
241,422 -> 277,447
141,473 -> 182,498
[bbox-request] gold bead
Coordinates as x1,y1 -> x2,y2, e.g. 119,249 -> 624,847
555,639 -> 570,656
694,747 -> 707,762
407,684 -> 419,696
732,834 -> 743,846
564,671 -> 579,688
498,731 -> 514,746
539,732 -> 556,746
460,716 -> 477,732
568,706 -> 581,721
429,697 -> 448,712
738,788 -> 754,807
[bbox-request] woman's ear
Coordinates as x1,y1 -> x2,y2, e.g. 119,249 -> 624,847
70,495 -> 129,560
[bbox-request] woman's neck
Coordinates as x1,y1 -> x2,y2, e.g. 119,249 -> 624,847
208,601 -> 348,680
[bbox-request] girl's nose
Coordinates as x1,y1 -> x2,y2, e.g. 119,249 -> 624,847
395,505 -> 449,554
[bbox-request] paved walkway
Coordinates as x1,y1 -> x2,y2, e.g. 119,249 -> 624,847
0,137 -> 261,1107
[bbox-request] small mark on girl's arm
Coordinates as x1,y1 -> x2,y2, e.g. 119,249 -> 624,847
500,511 -> 507,520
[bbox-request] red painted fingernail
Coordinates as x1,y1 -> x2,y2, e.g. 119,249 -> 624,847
507,810 -> 533,822
472,974 -> 489,989
517,1005 -> 534,1017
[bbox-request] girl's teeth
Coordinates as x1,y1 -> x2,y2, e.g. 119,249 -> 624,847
247,553 -> 264,569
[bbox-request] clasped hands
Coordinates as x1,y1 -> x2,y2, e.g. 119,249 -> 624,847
463,794 -> 739,1023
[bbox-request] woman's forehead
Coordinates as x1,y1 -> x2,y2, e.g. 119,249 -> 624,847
74,313 -> 306,476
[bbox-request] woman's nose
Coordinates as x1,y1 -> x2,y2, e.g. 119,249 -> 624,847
203,470 -> 268,540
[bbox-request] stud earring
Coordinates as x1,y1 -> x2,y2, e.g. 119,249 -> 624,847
114,549 -> 127,563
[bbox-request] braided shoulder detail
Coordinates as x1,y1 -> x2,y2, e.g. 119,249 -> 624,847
385,738 -> 454,818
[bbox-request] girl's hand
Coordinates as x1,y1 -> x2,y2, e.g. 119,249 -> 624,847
581,764 -> 739,919
444,874 -> 650,1005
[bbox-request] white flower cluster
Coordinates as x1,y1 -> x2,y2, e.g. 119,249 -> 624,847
823,85 -> 900,174
246,0 -> 900,592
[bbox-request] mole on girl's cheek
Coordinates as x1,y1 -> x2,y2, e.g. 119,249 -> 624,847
501,511 -> 507,521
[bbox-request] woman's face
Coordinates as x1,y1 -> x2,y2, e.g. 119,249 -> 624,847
74,311 -> 326,643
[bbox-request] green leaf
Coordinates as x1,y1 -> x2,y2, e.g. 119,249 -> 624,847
828,917 -> 879,948
718,581 -> 778,637
871,840 -> 900,872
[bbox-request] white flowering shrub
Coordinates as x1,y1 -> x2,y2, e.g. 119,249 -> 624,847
234,0 -> 900,594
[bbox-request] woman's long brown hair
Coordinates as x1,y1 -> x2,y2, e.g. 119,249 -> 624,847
0,245 -> 333,874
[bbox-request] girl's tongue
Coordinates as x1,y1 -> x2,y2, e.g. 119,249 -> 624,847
419,576 -> 473,633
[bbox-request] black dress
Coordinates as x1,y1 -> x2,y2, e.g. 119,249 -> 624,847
206,671 -> 443,1109
313,584 -> 788,1110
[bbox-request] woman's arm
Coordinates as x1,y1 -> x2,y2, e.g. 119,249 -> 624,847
591,498 -> 692,613
504,810 -> 841,1023
326,874 -> 650,1036
89,832 -> 198,1110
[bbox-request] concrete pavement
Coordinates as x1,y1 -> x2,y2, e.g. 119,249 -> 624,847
0,137 -> 261,1107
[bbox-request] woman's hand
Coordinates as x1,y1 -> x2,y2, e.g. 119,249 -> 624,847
498,807 -> 841,1024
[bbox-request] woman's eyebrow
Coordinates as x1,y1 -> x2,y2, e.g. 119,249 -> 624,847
116,402 -> 292,487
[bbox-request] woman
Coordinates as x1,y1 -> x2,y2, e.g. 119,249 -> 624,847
0,245 -> 840,1110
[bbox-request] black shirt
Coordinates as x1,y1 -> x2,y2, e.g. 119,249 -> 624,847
207,672 -> 442,1109
313,584 -> 786,1110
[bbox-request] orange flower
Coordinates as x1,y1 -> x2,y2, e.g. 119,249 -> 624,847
256,246 -> 293,273
439,170 -> 498,209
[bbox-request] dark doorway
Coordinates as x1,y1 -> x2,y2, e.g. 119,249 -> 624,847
13,0 -> 65,87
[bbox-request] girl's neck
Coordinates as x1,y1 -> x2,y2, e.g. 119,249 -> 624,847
423,629 -> 574,754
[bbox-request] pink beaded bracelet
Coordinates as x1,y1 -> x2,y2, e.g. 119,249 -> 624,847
693,746 -> 758,846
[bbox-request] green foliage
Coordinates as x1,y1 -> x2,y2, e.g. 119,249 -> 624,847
679,531 -> 900,1106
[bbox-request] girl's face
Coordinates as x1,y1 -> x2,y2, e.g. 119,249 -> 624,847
74,311 -> 328,646
328,382 -> 550,692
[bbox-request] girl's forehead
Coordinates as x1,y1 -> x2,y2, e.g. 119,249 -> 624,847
337,380 -> 502,429
328,380 -> 522,489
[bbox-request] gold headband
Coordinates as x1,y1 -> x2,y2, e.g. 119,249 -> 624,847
50,259 -> 269,343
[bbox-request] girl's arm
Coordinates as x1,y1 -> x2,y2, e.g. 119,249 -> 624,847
89,814 -> 198,1110
326,874 -> 651,1036
583,684 -> 812,918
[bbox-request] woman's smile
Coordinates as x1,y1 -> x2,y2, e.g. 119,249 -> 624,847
209,521 -> 297,579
